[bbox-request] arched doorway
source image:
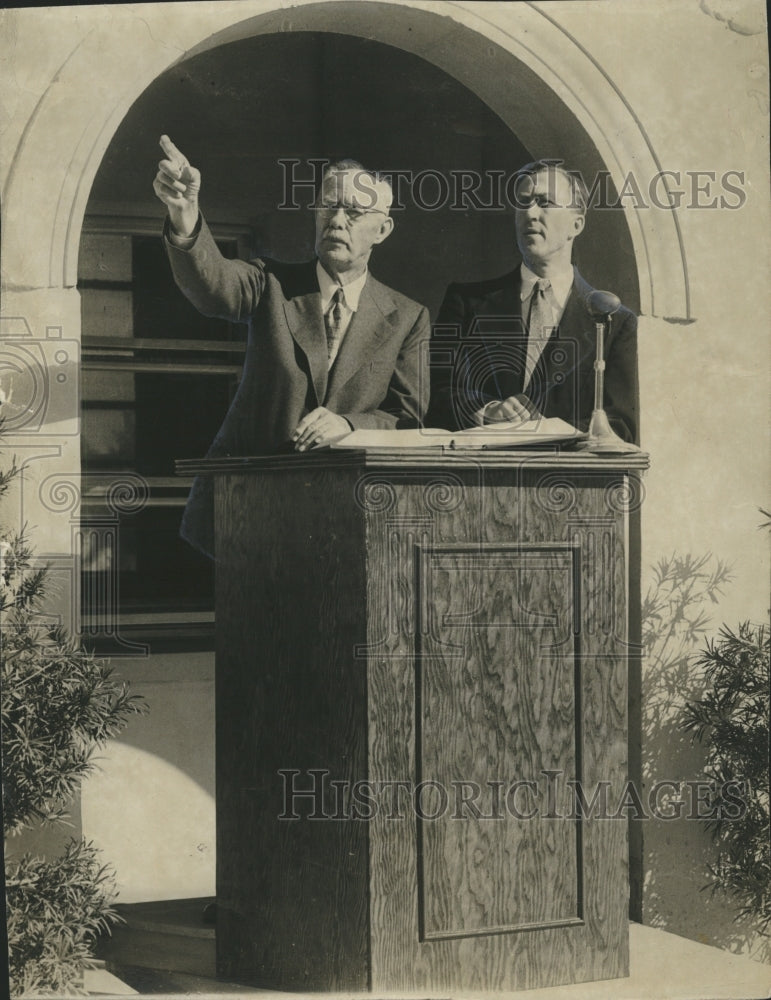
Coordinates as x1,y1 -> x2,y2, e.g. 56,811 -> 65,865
5,0 -> 682,919
3,1 -> 688,317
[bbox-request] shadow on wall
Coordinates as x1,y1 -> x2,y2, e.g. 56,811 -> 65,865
80,742 -> 216,904
641,553 -> 770,963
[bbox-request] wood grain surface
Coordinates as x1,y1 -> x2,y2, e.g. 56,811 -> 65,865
364,464 -> 629,991
214,464 -> 370,991
417,543 -> 580,938
206,452 -> 637,992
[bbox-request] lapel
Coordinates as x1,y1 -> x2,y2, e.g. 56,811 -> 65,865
282,262 -> 328,406
469,269 -> 524,398
325,275 -> 393,400
531,268 -> 594,385
474,268 -> 523,331
475,267 -> 527,397
558,269 -> 597,367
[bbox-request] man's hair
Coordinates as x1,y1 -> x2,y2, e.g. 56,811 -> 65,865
324,158 -> 366,176
515,160 -> 589,217
320,159 -> 394,211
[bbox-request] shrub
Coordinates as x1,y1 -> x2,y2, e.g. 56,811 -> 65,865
680,622 -> 770,931
2,455 -> 146,995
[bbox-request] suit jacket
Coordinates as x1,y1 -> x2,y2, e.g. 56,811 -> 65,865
425,265 -> 639,444
165,216 -> 430,556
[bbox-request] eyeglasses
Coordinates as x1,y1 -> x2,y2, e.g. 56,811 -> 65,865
315,202 -> 387,224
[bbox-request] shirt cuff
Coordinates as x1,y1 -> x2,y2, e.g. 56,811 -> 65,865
165,213 -> 202,249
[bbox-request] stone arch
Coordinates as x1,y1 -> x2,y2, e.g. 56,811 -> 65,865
2,0 -> 689,319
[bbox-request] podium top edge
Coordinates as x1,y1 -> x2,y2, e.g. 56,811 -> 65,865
176,448 -> 650,475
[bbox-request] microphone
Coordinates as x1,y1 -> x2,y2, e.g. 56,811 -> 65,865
584,289 -> 639,454
587,289 -> 620,321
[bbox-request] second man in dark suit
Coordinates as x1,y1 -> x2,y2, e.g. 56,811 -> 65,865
425,160 -> 638,443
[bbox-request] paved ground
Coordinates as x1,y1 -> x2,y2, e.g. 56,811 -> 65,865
86,922 -> 771,1000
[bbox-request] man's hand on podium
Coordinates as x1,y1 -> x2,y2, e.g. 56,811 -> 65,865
292,407 -> 351,451
483,394 -> 543,426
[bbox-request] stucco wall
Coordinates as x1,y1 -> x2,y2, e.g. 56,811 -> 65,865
553,0 -> 769,960
79,652 -> 216,903
2,0 -> 769,960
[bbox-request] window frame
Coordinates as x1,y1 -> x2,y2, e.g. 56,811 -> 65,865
78,214 -> 254,653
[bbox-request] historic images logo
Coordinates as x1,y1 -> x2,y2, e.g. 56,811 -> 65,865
278,769 -> 748,822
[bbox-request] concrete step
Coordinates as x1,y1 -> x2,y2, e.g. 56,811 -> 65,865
98,897 -> 216,980
94,910 -> 771,999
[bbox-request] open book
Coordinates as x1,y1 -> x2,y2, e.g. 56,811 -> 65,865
331,417 -> 584,450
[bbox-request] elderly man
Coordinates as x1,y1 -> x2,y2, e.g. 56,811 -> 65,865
153,137 -> 429,556
425,160 -> 638,443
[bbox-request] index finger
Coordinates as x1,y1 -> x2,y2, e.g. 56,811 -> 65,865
159,134 -> 187,167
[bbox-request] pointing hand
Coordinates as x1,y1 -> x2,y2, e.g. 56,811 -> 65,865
153,135 -> 201,238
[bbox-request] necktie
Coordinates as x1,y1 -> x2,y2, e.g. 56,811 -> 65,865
524,278 -> 553,390
325,287 -> 344,365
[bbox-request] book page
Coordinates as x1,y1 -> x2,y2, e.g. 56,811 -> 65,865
331,417 -> 583,450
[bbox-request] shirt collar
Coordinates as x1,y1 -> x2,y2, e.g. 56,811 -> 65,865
316,260 -> 368,313
520,262 -> 574,312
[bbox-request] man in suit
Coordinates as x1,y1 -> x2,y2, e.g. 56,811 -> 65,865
425,160 -> 638,443
153,137 -> 429,556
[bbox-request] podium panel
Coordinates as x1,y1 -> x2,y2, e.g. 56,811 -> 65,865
179,449 -> 647,993
418,544 -> 580,937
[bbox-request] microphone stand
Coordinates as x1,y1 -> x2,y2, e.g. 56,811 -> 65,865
584,290 -> 640,454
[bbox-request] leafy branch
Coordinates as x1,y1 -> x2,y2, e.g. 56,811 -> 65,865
680,622 -> 770,931
1,446 -> 147,995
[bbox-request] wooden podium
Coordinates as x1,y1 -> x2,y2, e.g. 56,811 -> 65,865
178,447 -> 648,993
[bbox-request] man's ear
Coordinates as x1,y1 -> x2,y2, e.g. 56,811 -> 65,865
571,214 -> 586,240
373,216 -> 395,245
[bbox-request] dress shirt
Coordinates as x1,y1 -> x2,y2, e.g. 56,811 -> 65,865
519,262 -> 573,326
167,221 -> 367,368
166,216 -> 201,250
316,261 -> 368,367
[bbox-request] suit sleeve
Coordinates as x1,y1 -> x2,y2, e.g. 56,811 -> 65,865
342,304 -> 430,430
424,283 -> 466,430
163,214 -> 267,322
604,309 -> 640,444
